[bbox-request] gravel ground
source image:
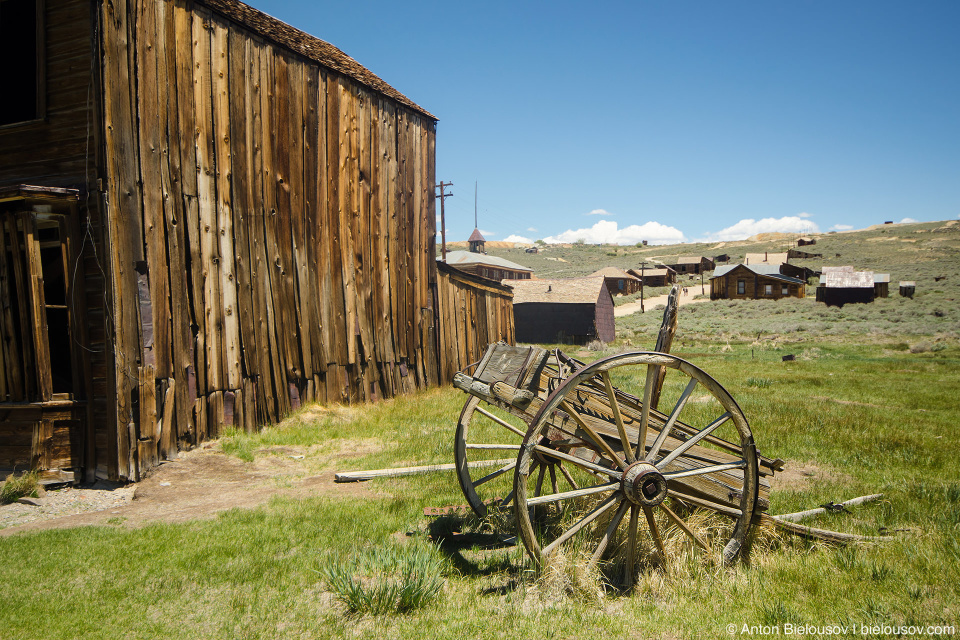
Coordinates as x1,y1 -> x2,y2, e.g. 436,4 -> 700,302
0,481 -> 137,530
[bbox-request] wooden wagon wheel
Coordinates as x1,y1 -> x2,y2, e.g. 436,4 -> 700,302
454,352 -> 580,519
513,351 -> 760,586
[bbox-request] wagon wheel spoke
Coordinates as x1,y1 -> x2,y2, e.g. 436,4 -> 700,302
541,494 -> 619,558
660,502 -> 709,551
472,460 -> 517,488
499,489 -> 515,509
532,445 -> 622,480
558,400 -> 628,471
524,481 -> 619,507
644,506 -> 666,564
464,444 -> 522,451
589,498 -> 630,569
557,462 -> 580,490
534,464 -> 547,498
662,460 -> 747,480
625,505 -> 639,588
475,406 -> 527,438
655,412 -> 732,470
634,364 -> 660,461
600,371 -> 635,464
646,377 -> 699,463
549,465 -> 559,495
669,489 -> 742,518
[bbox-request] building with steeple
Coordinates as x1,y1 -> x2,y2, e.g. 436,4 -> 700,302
468,228 -> 486,253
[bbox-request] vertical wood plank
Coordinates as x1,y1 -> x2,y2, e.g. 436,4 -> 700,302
192,8 -> 223,394
20,213 -> 52,401
338,79 -> 358,366
325,75 -> 348,366
138,364 -> 158,470
212,17 -> 242,391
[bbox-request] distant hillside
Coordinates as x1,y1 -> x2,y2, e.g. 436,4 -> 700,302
456,220 -> 959,289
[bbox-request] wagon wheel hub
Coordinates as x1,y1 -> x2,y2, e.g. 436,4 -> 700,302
621,462 -> 668,507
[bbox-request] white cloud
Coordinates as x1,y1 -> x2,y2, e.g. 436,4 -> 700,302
543,220 -> 685,245
526,227 -> 537,232
479,229 -> 495,237
830,224 -> 854,231
699,216 -> 821,242
586,209 -> 612,216
798,211 -> 813,218
899,217 -> 918,224
504,234 -> 534,244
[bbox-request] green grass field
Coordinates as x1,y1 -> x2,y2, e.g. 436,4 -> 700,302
2,221 -> 958,639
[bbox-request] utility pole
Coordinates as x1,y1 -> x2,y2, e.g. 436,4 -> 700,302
435,181 -> 453,262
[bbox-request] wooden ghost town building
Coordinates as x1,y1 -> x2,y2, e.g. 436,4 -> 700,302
0,0 -> 515,483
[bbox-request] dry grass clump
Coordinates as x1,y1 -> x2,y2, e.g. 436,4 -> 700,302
0,470 -> 40,504
527,502 -> 787,602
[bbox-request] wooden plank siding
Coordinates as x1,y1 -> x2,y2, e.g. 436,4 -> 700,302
1,0 -> 472,483
435,262 -> 515,384
94,0 -> 439,480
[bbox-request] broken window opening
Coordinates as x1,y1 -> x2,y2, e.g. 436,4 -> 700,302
0,0 -> 43,127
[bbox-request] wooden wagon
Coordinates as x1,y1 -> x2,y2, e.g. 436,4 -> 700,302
338,288 -> 881,585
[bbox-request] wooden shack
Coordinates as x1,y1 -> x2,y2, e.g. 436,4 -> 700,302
444,250 -> 532,282
626,266 -> 677,287
504,277 -> 614,345
816,268 -> 875,306
873,273 -> 890,299
589,267 -> 641,296
0,0 -> 441,482
710,264 -> 806,301
669,256 -> 715,275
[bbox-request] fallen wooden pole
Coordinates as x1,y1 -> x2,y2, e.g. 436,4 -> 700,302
773,493 -> 884,523
767,516 -> 894,544
764,493 -> 891,544
335,459 -> 513,483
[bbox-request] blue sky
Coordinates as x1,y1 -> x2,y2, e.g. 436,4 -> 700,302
246,0 -> 959,245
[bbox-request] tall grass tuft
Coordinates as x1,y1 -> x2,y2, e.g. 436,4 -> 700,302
319,542 -> 445,615
0,470 -> 40,504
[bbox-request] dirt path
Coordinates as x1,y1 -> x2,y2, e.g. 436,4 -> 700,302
615,284 -> 712,317
1,440 -> 833,536
0,441 -> 382,536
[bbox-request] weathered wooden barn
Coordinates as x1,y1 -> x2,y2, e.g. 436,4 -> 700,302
504,277 -> 614,345
626,266 -> 676,287
589,267 -> 641,296
0,0 -> 446,482
710,264 -> 806,301
444,250 -> 532,282
435,262 -> 513,385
